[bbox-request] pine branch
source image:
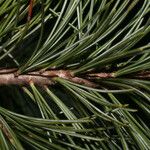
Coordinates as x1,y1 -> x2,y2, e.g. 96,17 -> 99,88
0,68 -> 149,87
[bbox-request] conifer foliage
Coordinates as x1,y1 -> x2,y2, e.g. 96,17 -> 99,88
0,0 -> 150,149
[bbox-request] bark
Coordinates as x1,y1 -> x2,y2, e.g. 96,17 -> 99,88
0,69 -> 97,87
0,73 -> 53,86
0,68 -> 149,87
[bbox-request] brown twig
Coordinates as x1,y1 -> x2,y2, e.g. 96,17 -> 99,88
0,69 -> 97,87
0,69 -> 149,87
0,73 -> 53,86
